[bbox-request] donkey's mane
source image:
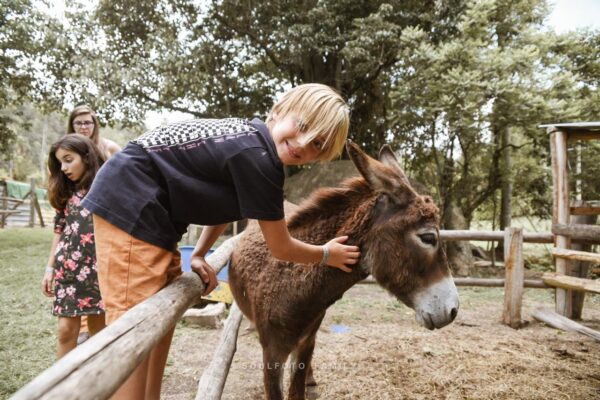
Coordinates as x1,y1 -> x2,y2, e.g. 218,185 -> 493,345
287,177 -> 374,231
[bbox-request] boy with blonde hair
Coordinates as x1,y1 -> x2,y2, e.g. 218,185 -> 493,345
83,83 -> 360,399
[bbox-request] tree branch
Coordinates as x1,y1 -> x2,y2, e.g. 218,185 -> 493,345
212,13 -> 289,72
136,91 -> 211,118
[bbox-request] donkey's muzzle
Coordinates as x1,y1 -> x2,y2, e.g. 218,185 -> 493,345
412,276 -> 460,330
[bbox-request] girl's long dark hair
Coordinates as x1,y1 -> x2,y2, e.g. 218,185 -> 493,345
48,134 -> 106,210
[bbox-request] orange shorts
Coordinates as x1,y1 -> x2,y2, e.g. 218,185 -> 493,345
93,215 -> 182,324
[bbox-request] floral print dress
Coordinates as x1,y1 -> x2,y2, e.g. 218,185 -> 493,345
52,190 -> 104,317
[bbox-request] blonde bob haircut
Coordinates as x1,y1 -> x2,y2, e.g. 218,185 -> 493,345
267,83 -> 350,162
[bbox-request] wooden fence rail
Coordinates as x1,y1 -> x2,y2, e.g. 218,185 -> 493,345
439,229 -> 553,243
196,303 -> 244,400
361,276 -> 549,289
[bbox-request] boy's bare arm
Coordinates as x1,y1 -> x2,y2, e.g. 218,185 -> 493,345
258,219 -> 360,272
190,224 -> 228,295
192,224 -> 229,258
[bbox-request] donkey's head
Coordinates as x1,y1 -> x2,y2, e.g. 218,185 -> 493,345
347,141 -> 459,330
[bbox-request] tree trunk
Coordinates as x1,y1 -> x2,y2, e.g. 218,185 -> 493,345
492,122 -> 512,260
443,202 -> 473,277
500,126 -> 512,230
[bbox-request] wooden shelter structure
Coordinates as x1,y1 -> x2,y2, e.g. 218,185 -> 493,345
541,122 -> 600,319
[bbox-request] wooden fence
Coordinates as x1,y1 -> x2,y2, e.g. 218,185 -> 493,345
11,227 -> 600,400
1,179 -> 52,228
11,236 -> 239,400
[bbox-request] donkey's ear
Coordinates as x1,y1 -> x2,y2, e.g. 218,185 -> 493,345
346,140 -> 375,183
379,145 -> 410,186
347,140 -> 417,203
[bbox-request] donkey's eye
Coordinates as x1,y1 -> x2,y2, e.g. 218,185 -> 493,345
418,233 -> 437,247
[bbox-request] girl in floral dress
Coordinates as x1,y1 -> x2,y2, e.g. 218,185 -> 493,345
41,134 -> 106,358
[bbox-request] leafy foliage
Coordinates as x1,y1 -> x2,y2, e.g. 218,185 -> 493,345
389,0 -> 599,224
3,0 -> 600,226
0,0 -> 55,153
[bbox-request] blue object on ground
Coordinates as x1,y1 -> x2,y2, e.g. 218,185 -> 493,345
179,245 -> 230,281
330,324 -> 351,334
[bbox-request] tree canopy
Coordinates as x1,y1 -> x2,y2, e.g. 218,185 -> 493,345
0,0 -> 55,153
2,0 -> 599,227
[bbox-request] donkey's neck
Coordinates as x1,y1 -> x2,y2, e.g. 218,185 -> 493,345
288,177 -> 374,240
287,178 -> 375,307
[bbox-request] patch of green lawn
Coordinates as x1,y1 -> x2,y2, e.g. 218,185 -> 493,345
0,228 -> 56,398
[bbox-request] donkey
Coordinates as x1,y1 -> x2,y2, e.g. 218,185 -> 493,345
229,141 -> 459,400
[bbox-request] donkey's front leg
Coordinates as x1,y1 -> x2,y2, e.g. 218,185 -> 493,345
262,346 -> 287,400
288,315 -> 323,400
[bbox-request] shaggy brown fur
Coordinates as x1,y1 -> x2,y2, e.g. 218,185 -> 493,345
229,142 -> 453,400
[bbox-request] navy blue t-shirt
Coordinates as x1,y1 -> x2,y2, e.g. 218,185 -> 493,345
83,118 -> 284,250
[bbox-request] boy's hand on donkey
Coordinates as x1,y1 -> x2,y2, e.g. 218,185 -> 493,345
325,236 -> 360,273
191,257 -> 218,295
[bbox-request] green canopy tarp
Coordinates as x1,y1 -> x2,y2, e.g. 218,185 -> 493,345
3,180 -> 47,200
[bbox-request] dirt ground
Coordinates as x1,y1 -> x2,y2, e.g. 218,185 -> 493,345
162,284 -> 600,400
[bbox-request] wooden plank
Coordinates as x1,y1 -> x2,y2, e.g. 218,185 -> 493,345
0,197 -> 24,203
3,201 -> 49,228
28,179 -> 36,228
182,303 -> 226,329
552,248 -> 600,263
360,276 -> 549,289
571,205 -> 600,216
522,232 -> 554,243
33,194 -> 45,228
439,230 -> 553,243
533,308 -> 600,342
542,272 -> 600,294
550,129 -> 572,317
569,211 -> 597,320
10,234 -> 240,400
502,228 -> 524,329
1,194 -> 5,228
196,303 -> 244,400
454,278 -> 548,289
1,193 -> 24,227
552,223 -> 600,244
539,122 -> 600,130
569,131 -> 600,141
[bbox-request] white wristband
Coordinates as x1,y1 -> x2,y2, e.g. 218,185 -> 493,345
321,245 -> 330,265
45,266 -> 54,274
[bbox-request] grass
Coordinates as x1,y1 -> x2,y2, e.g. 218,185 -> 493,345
470,216 -> 555,272
1,226 -> 597,398
0,228 -> 56,398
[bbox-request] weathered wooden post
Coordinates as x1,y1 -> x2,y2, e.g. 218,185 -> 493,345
196,303 -> 244,400
549,128 -> 571,317
1,191 -> 7,228
29,178 -> 36,227
502,227 -> 524,328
